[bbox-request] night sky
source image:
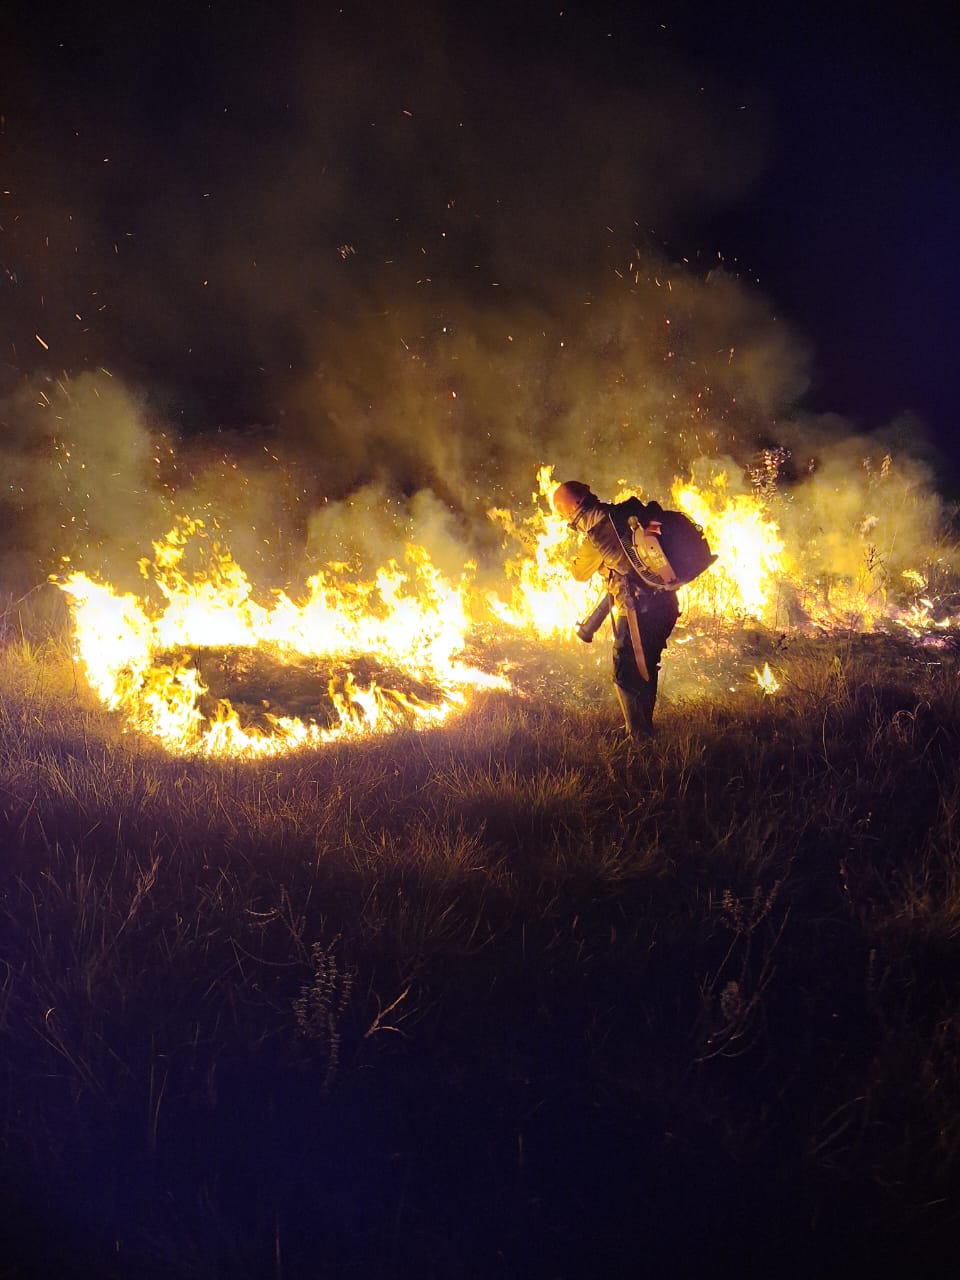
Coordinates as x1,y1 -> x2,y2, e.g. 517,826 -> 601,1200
3,1 -> 959,503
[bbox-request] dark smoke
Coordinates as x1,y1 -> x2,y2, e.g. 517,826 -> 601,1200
0,3 -> 954,590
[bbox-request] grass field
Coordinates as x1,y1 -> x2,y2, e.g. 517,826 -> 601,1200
2,623 -> 960,1278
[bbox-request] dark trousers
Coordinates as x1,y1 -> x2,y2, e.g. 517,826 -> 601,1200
612,592 -> 679,734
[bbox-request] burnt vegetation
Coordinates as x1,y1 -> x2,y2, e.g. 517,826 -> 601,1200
2,622 -> 960,1279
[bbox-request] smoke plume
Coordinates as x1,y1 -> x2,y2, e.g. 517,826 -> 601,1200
0,3 -> 954,599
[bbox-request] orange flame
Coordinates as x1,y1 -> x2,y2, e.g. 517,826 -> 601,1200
58,457 -> 959,756
489,465 -> 787,636
59,518 -> 506,757
752,662 -> 781,695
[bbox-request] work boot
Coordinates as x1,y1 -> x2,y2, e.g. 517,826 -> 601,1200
615,685 -> 654,738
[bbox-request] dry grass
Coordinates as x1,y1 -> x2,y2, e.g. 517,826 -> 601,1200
2,632 -> 960,1277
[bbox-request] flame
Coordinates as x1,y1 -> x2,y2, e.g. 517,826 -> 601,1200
752,662 -> 781,695
487,466 -> 597,637
489,464 -> 789,636
59,518 -> 506,757
490,461 -> 958,641
670,473 -> 785,622
58,456 -> 959,757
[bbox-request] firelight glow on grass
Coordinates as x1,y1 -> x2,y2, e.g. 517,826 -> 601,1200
57,461 -> 958,756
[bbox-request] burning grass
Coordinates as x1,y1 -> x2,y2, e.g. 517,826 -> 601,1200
46,454 -> 960,766
2,628 -> 960,1277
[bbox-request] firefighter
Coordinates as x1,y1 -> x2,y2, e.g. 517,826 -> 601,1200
553,480 -> 680,737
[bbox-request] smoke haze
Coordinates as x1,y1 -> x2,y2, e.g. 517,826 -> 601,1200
1,2 -> 955,595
